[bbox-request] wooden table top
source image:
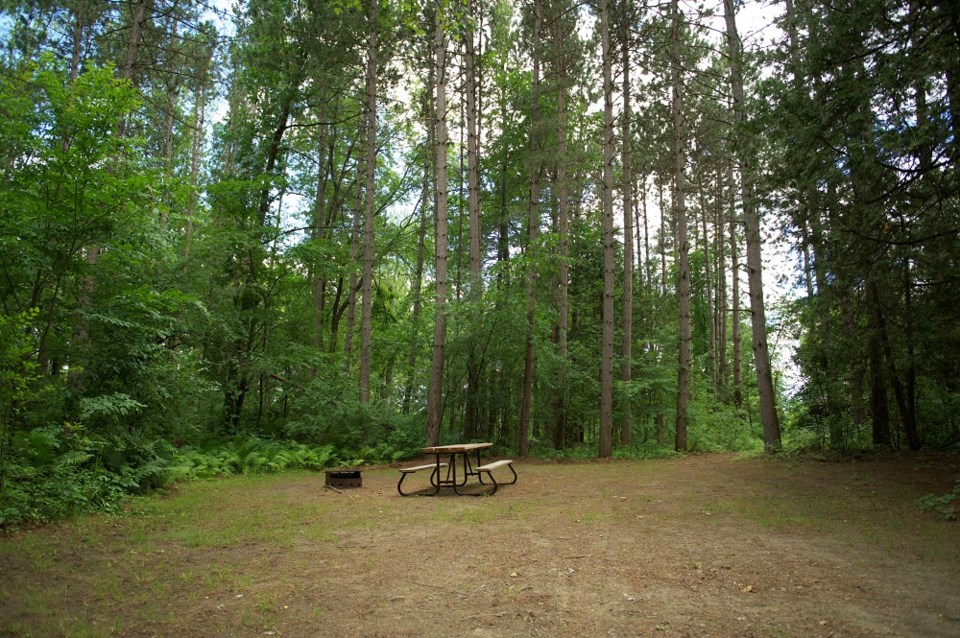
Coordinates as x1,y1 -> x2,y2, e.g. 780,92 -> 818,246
421,442 -> 493,454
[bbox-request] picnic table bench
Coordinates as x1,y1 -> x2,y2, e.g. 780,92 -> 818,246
397,443 -> 517,496
396,462 -> 447,496
475,459 -> 518,495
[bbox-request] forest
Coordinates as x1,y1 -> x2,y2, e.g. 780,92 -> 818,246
0,0 -> 957,526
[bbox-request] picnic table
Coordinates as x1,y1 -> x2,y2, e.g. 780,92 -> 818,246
397,443 -> 517,496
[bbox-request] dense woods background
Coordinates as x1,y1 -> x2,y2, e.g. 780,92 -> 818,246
1,0 -> 957,525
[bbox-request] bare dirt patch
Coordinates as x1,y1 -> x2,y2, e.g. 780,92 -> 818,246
2,452 -> 959,637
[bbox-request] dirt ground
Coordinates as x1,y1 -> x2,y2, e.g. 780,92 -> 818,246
2,452 -> 959,637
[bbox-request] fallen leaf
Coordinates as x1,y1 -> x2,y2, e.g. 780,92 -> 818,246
740,585 -> 754,593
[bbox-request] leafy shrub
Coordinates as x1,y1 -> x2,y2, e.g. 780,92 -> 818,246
918,478 -> 960,521
283,400 -> 424,463
0,429 -> 343,527
0,426 -> 173,527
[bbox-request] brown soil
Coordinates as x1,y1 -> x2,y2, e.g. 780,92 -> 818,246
2,452 -> 959,637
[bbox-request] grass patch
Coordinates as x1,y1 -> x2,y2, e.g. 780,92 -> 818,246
1,456 -> 958,638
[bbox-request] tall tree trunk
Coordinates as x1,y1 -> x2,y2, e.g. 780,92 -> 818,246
715,166 -> 728,391
641,177 -> 651,287
465,0 -> 482,295
344,176 -> 362,365
866,281 -> 891,447
185,60 -> 208,257
311,117 -> 330,356
724,0 -> 780,449
455,104 -> 465,302
162,15 -> 179,184
257,97 -> 295,225
552,8 -> 570,450
464,0 -> 483,441
330,276 -> 344,353
519,0 -> 543,458
496,101 -> 509,298
671,0 -> 691,452
426,5 -> 449,448
117,0 -> 151,136
404,78 -> 433,413
869,282 -> 920,449
619,0 -> 634,447
637,176 -> 647,287
697,166 -> 717,390
599,0 -> 615,458
69,1 -> 86,82
403,170 -> 429,414
658,181 -> 667,294
727,161 -> 743,407
359,0 -> 379,403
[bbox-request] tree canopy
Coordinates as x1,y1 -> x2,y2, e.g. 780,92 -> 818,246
1,0 -> 957,524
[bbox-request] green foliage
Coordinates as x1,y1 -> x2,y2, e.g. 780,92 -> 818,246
685,393 -> 763,454
283,396 -> 425,463
166,437 -> 338,481
78,393 -> 148,424
531,441 -> 679,461
918,478 -> 960,522
0,431 -> 348,527
0,426 -> 173,527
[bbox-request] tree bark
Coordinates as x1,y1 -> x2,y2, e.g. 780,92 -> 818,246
697,164 -> 717,390
658,180 -> 667,294
344,174 -> 362,365
724,0 -> 780,449
185,58 -> 208,257
464,0 -> 483,441
69,1 -> 86,82
426,4 -> 449,448
870,281 -> 920,449
117,0 -> 152,136
359,0 -> 379,403
519,0 -> 543,458
404,72 -> 432,413
465,0 -> 482,295
672,0 -> 691,452
552,5 -> 570,450
599,0 -> 615,458
311,114 -> 330,356
619,0 -> 634,447
727,160 -> 743,408
162,15 -> 179,182
714,167 -> 727,391
866,280 -> 891,447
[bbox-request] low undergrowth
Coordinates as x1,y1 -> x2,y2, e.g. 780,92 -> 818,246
919,477 -> 960,521
0,430 -> 414,528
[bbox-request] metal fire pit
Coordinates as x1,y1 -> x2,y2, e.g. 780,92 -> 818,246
325,470 -> 362,489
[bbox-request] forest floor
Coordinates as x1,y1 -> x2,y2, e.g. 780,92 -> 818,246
1,452 -> 959,637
